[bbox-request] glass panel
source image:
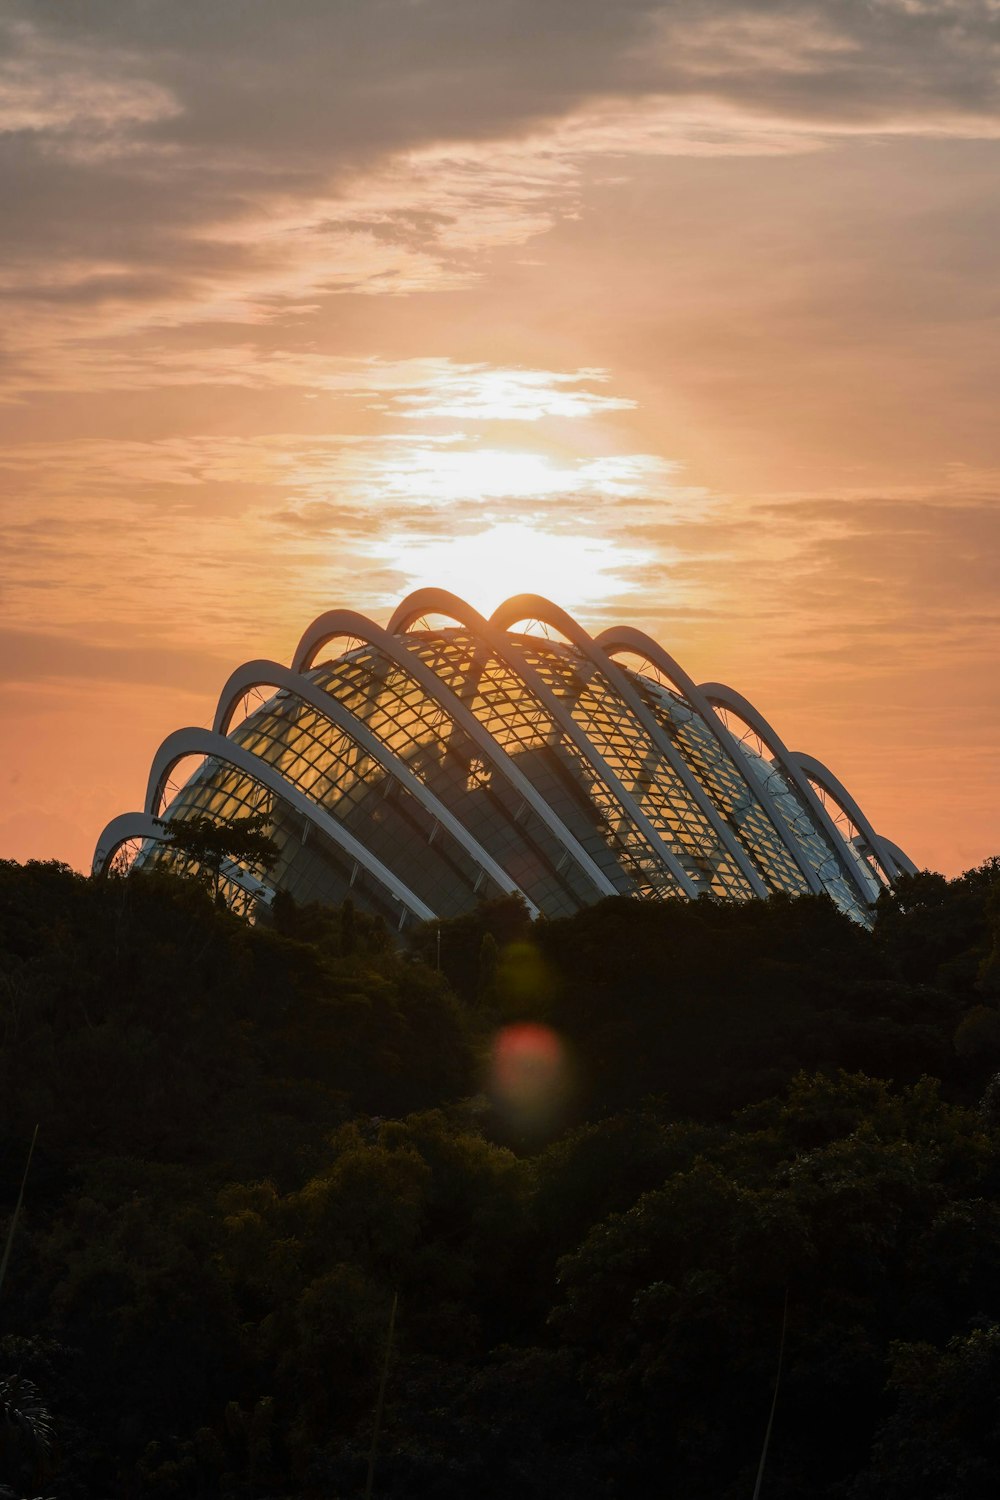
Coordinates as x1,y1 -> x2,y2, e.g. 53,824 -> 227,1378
142,626 -> 878,928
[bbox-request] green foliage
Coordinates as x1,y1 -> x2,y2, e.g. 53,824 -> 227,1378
531,891 -> 962,1120
874,857 -> 1000,995
1,856 -> 999,1495
852,1325 -> 1000,1499
408,895 -> 533,998
0,1373 -> 54,1493
153,811 -> 279,905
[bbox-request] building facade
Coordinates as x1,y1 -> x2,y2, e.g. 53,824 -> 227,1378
94,589 -> 915,929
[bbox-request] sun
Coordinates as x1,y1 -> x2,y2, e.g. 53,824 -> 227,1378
382,518 -> 648,618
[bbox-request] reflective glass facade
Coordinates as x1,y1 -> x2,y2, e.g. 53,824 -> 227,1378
94,594 -> 912,930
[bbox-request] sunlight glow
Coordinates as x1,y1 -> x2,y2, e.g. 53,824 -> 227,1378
381,447 -> 580,502
382,519 -> 649,617
391,366 -> 635,421
370,443 -> 677,505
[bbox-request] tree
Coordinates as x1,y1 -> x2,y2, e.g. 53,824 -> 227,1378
154,811 -> 279,907
853,1325 -> 1000,1499
477,932 -> 499,1010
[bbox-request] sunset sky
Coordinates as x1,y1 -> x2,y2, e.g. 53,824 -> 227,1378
2,0 -> 998,877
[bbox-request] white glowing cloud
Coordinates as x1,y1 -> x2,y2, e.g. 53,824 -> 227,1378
390,366 -> 635,421
370,446 -> 676,505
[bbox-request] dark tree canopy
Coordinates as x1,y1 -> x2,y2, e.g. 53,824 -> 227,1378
154,811 -> 280,904
1,856 -> 1000,1498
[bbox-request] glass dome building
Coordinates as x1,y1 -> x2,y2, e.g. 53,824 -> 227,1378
94,589 -> 915,929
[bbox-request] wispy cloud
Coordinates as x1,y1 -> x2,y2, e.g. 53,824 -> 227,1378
0,18 -> 179,140
3,0 -> 999,397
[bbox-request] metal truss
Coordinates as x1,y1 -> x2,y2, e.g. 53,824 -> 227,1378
213,659 -> 540,917
595,624 -> 827,897
293,606 -> 616,900
792,750 -> 906,885
489,593 -> 769,899
388,587 -> 701,900
698,682 -> 875,907
93,589 -> 915,928
145,727 -> 436,924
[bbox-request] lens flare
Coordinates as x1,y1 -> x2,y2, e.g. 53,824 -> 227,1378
488,1021 -> 571,1129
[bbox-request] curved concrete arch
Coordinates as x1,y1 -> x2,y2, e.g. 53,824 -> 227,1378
489,595 -> 577,647
92,811 -> 164,876
293,608 -> 390,675
699,682 -> 874,908
213,659 -> 540,917
879,838 -> 919,878
791,750 -> 903,885
293,609 -> 616,901
145,727 -> 437,924
387,589 -> 478,637
490,594 -> 768,899
596,625 -> 824,897
385,588 -> 703,899
594,626 -> 705,703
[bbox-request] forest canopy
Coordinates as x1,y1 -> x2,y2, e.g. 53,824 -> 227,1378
2,856 -> 1000,1498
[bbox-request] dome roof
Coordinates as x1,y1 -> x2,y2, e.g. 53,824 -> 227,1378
93,590 -> 914,929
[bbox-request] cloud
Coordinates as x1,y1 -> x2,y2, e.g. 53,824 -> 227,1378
0,18 -> 179,140
2,0 -> 998,396
760,495 -> 1000,624
387,366 -> 635,420
0,627 -> 229,691
10,3 -> 1000,159
0,340 -> 640,414
635,3 -> 1000,133
611,488 -> 1000,675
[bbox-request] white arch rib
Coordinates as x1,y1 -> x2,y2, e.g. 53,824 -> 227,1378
387,588 -> 701,900
879,838 -> 919,877
145,727 -> 436,925
596,625 -> 825,897
213,659 -> 540,918
92,811 -> 165,876
292,609 -> 616,901
791,751 -> 908,884
699,682 -> 874,907
490,593 -> 770,900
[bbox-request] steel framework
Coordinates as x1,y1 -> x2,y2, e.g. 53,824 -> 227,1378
94,591 -> 913,928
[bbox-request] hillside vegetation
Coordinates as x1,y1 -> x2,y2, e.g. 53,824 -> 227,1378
2,857 -> 1000,1498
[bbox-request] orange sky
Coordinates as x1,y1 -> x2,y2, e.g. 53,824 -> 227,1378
2,1 -> 998,878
